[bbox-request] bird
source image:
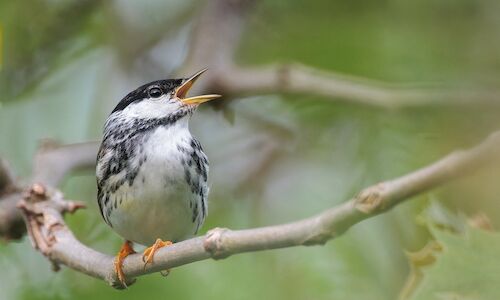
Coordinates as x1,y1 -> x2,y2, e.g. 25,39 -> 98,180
96,69 -> 221,286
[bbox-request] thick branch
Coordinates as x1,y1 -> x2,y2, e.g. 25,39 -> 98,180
0,141 -> 98,239
6,130 -> 500,288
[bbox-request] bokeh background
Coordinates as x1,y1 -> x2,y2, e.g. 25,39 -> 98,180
1,0 -> 500,299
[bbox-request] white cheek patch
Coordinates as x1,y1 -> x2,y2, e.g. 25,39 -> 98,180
122,95 -> 181,119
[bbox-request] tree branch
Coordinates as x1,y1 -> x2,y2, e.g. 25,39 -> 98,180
32,140 -> 99,186
211,64 -> 500,109
175,1 -> 500,109
2,130 -> 498,288
0,141 -> 98,239
0,193 -> 25,240
180,0 -> 255,73
0,158 -> 16,195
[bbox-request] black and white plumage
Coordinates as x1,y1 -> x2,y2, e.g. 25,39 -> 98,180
96,71 -> 219,247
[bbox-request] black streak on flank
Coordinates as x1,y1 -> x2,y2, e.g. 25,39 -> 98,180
184,168 -> 191,185
200,189 -> 207,219
192,202 -> 199,223
189,138 -> 208,182
111,78 -> 184,113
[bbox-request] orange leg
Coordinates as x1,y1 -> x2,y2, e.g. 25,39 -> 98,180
114,240 -> 136,287
142,238 -> 173,268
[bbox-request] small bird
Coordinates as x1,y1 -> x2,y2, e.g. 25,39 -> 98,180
96,69 -> 221,286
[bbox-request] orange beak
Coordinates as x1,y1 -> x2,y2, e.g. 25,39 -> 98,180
175,69 -> 221,105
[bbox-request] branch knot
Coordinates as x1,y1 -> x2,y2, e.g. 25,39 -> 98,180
354,183 -> 386,214
16,183 -> 85,271
203,227 -> 231,259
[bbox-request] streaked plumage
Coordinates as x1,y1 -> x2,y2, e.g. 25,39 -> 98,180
96,70 -> 220,286
96,77 -> 211,246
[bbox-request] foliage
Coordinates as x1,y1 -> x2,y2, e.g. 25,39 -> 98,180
402,203 -> 500,300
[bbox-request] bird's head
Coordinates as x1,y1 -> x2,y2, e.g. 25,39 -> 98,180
110,69 -> 221,121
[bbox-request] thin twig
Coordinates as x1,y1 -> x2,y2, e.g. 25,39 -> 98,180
212,65 -> 500,109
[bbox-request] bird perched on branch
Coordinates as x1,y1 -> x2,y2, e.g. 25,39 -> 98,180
96,69 -> 221,286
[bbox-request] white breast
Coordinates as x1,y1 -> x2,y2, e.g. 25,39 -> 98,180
107,121 -> 205,245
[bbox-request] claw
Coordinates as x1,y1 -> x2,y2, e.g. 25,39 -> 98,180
142,238 -> 172,268
114,240 -> 136,288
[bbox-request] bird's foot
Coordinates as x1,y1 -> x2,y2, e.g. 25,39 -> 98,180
142,238 -> 173,269
114,240 -> 136,288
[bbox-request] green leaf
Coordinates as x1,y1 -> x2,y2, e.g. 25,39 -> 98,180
402,204 -> 500,300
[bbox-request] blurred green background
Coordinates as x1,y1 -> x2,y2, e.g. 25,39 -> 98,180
1,0 -> 500,299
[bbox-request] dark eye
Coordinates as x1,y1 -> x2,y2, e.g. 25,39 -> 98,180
148,87 -> 163,98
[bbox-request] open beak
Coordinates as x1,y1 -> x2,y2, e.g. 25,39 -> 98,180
175,69 -> 221,105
